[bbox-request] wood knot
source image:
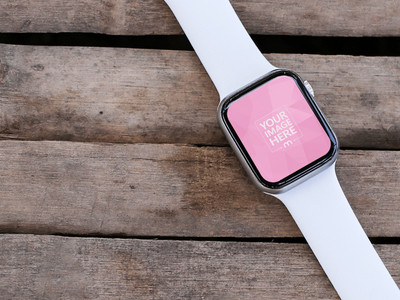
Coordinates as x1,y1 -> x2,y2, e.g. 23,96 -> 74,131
32,64 -> 45,71
103,0 -> 115,8
21,20 -> 32,31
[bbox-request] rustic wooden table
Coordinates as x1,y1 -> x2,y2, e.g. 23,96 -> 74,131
0,1 -> 399,299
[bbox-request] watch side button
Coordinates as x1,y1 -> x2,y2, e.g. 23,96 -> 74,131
304,80 -> 315,97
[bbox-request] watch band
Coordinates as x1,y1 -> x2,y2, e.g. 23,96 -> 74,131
164,0 -> 276,100
277,163 -> 400,299
164,0 -> 400,298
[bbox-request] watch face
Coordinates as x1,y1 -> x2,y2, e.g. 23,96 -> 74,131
219,70 -> 338,191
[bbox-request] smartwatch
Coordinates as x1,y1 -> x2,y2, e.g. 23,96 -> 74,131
164,0 -> 400,299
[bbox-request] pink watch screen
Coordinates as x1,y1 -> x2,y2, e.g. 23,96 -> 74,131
226,75 -> 332,183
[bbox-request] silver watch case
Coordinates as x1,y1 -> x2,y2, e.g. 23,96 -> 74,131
217,69 -> 339,194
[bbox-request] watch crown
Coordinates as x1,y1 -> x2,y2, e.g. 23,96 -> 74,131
304,80 -> 315,97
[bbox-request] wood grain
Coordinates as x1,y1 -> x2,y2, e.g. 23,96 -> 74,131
0,141 -> 399,238
1,234 -> 399,299
1,1 -> 399,297
0,45 -> 399,149
0,0 -> 399,37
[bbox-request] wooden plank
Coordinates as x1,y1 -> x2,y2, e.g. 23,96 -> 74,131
1,234 -> 399,299
0,45 -> 399,149
0,0 -> 399,37
0,141 -> 399,238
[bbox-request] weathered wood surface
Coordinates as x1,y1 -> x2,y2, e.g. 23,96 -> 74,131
0,45 -> 399,149
0,141 -> 399,238
1,234 -> 399,299
0,0 -> 400,37
0,1 -> 399,299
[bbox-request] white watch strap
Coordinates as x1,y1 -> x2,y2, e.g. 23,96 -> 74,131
164,0 -> 399,298
277,163 -> 400,299
164,0 -> 276,100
